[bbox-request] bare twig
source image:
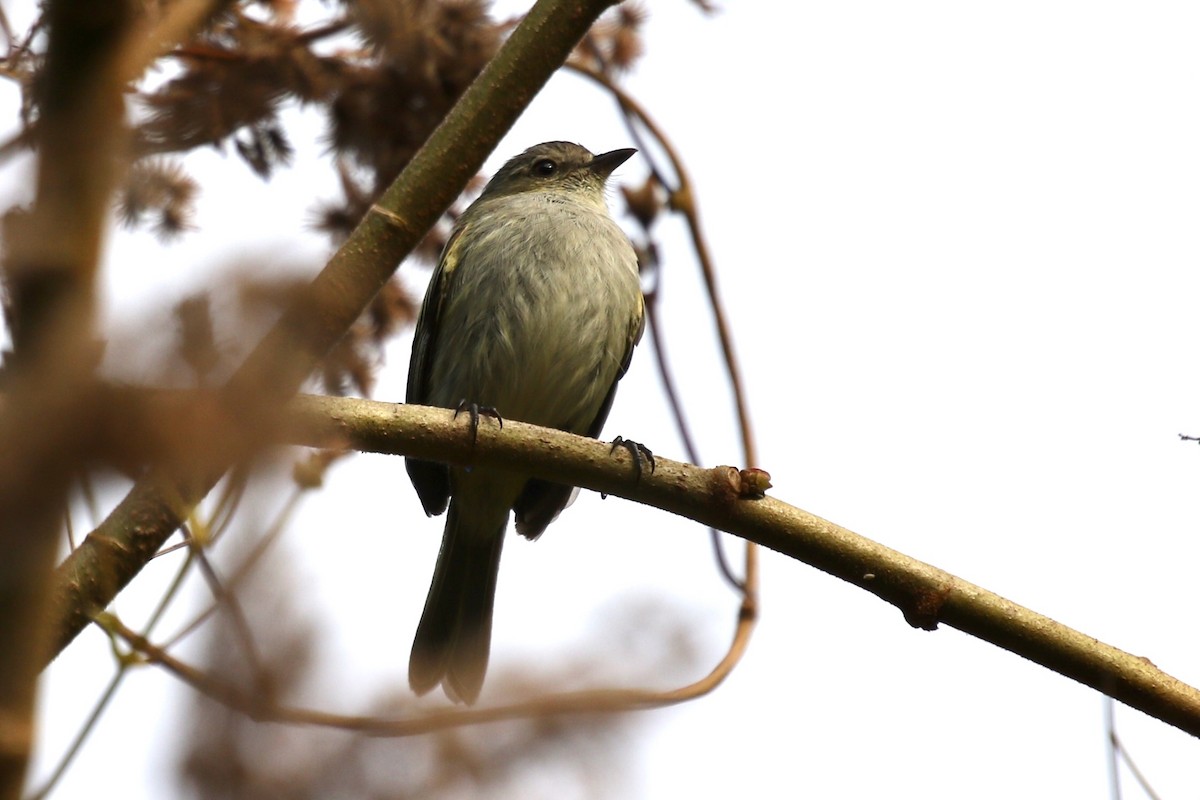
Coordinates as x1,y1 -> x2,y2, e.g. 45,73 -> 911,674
26,547 -> 196,800
100,612 -> 748,735
162,485 -> 306,650
644,286 -> 743,592
1106,696 -> 1163,800
183,521 -> 266,683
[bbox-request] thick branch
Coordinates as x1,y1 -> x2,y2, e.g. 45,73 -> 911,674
0,1 -> 131,796
278,394 -> 1200,739
47,0 -> 622,665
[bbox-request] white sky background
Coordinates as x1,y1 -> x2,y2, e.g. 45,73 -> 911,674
20,1 -> 1200,797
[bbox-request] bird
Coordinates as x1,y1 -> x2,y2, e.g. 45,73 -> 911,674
404,141 -> 645,703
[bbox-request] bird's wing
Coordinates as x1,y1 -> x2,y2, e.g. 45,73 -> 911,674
407,223 -> 470,404
585,291 -> 645,440
405,223 -> 473,517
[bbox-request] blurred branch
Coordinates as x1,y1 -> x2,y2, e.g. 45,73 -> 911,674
33,454 -> 327,798
100,609 -> 745,735
162,483 -> 307,650
25,545 -> 197,800
271,395 -> 1200,739
116,0 -> 233,83
46,0 -> 626,668
182,520 -> 266,683
0,0 -> 133,795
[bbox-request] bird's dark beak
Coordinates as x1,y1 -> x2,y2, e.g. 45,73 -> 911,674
588,148 -> 637,178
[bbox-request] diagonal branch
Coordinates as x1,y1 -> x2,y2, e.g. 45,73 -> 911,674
46,0 -> 626,667
272,394 -> 1200,739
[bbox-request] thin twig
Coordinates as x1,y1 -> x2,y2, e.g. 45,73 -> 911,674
296,18 -> 353,45
63,508 -> 75,552
1106,695 -> 1121,800
644,293 -> 743,591
573,62 -> 757,616
1107,697 -> 1163,800
183,520 -> 266,682
28,545 -> 197,800
206,464 -> 251,544
151,537 -> 190,560
101,612 -> 750,736
25,667 -> 130,800
163,485 -> 305,650
76,472 -> 101,531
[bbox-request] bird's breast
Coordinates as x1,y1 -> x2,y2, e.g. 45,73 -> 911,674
425,194 -> 640,433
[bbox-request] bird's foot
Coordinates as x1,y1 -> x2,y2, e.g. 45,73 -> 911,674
454,400 -> 503,446
609,436 -> 655,482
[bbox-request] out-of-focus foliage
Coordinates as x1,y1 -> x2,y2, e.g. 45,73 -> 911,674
176,517 -> 700,799
0,3 -> 722,797
0,0 -> 649,395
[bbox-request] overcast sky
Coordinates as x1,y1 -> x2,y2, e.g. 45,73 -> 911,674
24,1 -> 1200,797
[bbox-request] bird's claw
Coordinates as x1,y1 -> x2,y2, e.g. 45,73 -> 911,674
609,436 -> 655,482
454,400 -> 503,446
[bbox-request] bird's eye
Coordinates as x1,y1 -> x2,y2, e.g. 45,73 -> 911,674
533,158 -> 557,176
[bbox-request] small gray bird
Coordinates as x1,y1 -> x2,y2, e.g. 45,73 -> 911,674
405,141 -> 645,703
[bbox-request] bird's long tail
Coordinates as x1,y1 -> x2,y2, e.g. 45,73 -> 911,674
408,500 -> 506,704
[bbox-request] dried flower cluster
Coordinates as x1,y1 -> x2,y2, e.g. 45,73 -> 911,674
126,0 -> 500,269
574,3 -> 647,75
0,0 -> 650,397
119,159 -> 200,237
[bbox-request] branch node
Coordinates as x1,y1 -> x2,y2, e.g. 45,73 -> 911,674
901,585 -> 951,631
709,465 -> 742,504
367,203 -> 418,234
